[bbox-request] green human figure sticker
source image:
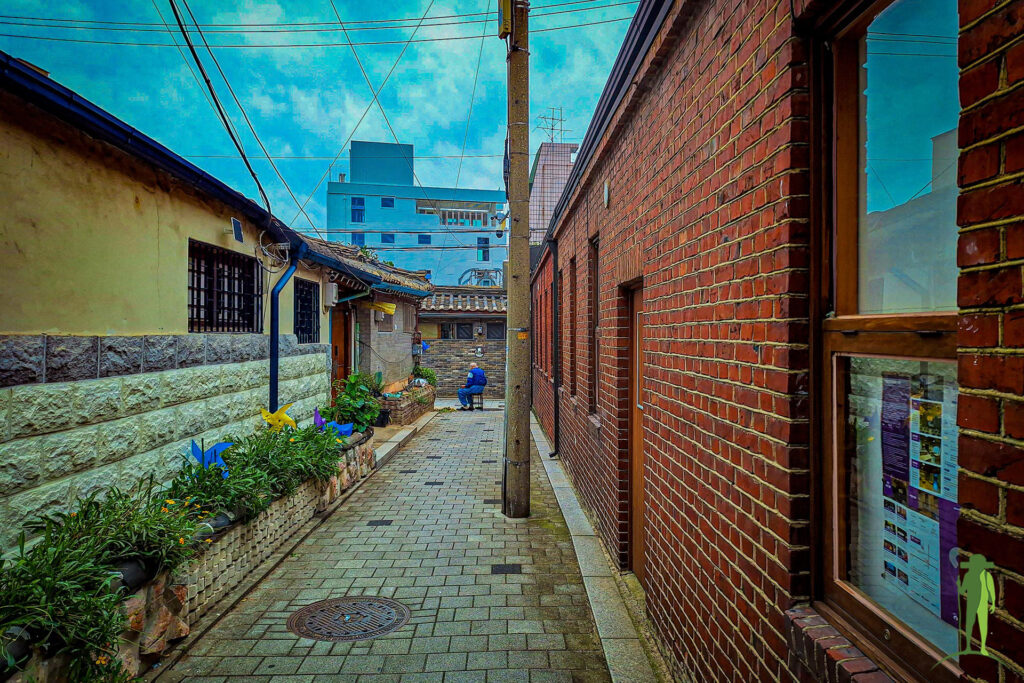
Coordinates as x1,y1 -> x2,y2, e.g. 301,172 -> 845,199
958,554 -> 996,657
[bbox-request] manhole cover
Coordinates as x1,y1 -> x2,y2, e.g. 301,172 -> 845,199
286,597 -> 410,642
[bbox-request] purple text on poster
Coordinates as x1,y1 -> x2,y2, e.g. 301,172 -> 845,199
939,500 -> 960,627
881,373 -> 911,481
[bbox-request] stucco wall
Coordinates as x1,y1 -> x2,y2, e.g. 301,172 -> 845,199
354,301 -> 416,387
0,349 -> 328,549
0,93 -> 327,341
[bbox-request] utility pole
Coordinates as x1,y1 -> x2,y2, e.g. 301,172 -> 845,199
502,0 -> 531,518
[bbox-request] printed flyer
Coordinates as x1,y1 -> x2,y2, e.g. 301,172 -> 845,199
880,372 -> 959,627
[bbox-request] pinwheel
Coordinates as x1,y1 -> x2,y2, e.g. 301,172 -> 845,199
190,440 -> 232,478
261,403 -> 296,432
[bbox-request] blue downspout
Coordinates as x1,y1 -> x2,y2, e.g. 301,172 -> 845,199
269,242 -> 308,411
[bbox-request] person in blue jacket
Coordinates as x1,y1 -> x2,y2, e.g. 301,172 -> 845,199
457,362 -> 487,411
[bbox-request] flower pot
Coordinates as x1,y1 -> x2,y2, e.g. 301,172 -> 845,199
114,559 -> 153,592
1,627 -> 31,677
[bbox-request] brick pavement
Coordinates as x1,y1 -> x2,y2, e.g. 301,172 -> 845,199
162,408 -> 612,682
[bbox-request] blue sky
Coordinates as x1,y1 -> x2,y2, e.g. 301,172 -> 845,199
0,0 -> 634,232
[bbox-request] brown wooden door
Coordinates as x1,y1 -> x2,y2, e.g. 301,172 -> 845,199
628,288 -> 646,586
331,308 -> 349,399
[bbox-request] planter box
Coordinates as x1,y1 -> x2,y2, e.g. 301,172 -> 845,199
6,431 -> 376,682
379,385 -> 436,426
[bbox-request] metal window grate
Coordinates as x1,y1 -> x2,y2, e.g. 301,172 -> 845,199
294,277 -> 320,344
188,239 -> 263,333
486,321 -> 505,339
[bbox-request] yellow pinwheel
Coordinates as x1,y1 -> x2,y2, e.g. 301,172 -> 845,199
261,403 -> 296,432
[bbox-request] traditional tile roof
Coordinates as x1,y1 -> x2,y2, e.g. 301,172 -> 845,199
304,238 -> 432,295
420,286 -> 507,314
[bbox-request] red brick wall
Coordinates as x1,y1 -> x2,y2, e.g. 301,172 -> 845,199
532,251 -> 555,440
531,0 -> 1024,679
956,1 -> 1024,680
532,1 -> 813,679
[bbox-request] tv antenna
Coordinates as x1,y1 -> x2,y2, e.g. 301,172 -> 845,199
535,106 -> 571,143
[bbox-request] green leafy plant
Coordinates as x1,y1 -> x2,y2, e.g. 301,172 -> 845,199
352,371 -> 384,396
224,426 -> 340,499
0,531 -> 125,681
328,375 -> 381,432
26,478 -> 201,572
166,454 -> 273,522
412,366 -> 437,387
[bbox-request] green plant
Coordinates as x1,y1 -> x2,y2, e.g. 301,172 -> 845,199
27,478 -> 201,572
0,531 -> 125,681
225,426 -> 340,498
352,371 -> 384,396
328,375 -> 381,432
412,366 -> 437,387
166,454 -> 273,522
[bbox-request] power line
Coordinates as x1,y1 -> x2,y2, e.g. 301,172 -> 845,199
0,16 -> 635,48
0,2 -> 639,35
0,0 -> 625,29
185,153 -> 505,160
166,0 -> 271,217
287,0 -> 439,227
178,0 -> 323,238
326,0 -> 475,251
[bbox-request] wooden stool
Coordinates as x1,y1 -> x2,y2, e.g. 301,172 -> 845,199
471,392 -> 485,410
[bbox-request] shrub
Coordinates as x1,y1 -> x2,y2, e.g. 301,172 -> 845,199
352,371 -> 384,396
166,454 -> 273,522
0,531 -> 125,682
328,375 -> 381,432
26,478 -> 202,572
412,366 -> 437,387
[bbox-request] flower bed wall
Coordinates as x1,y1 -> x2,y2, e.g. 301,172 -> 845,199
380,385 -> 435,426
6,431 -> 375,682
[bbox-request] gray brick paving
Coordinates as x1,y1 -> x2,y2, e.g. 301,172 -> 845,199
164,410 -> 611,682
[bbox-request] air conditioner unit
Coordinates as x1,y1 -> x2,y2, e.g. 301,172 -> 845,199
324,281 -> 338,307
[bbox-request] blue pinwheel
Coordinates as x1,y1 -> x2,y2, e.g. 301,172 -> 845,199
314,408 -> 353,438
190,440 -> 232,478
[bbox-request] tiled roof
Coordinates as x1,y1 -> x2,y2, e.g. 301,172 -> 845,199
420,286 -> 507,314
304,238 -> 432,294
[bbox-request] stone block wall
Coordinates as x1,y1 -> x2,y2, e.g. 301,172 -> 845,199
0,334 -> 330,549
380,385 -> 436,425
421,334 -> 506,398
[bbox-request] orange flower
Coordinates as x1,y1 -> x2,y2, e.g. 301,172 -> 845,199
289,438 -> 295,442
179,537 -> 185,544
70,512 -> 77,517
205,539 -> 213,543
165,499 -> 176,505
95,655 -> 109,666
161,507 -> 169,513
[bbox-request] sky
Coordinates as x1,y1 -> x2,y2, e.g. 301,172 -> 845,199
0,0 -> 635,234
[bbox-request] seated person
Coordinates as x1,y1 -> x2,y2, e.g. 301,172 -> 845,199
457,362 -> 487,411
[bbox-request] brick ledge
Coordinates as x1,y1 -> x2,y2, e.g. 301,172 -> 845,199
786,606 -> 895,682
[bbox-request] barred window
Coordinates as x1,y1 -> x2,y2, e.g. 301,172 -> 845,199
486,321 -> 505,340
456,323 -> 473,340
188,239 -> 263,333
293,278 -> 320,344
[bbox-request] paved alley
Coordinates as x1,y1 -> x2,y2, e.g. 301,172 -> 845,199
162,407 -> 613,683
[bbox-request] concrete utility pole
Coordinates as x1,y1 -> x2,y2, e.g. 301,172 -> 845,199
503,0 -> 531,518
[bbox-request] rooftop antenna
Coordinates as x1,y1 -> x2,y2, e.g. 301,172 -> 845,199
534,106 -> 571,143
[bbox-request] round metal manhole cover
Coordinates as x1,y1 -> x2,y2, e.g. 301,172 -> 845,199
286,597 -> 411,642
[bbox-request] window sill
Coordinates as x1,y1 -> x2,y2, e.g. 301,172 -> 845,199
785,606 -> 895,682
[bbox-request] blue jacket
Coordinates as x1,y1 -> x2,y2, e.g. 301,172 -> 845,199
466,367 -> 487,388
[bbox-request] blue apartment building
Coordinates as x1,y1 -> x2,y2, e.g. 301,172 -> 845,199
326,141 -> 507,285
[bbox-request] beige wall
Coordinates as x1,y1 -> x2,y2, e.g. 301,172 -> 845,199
0,95 -> 326,342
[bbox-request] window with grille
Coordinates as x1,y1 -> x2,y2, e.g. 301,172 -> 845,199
188,239 -> 263,333
486,321 -> 505,340
351,197 -> 365,223
293,278 -> 320,344
456,323 -> 473,339
477,237 -> 490,262
440,323 -> 454,339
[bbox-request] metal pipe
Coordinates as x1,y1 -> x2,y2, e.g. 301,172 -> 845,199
548,238 -> 560,458
269,242 -> 308,411
335,289 -> 371,304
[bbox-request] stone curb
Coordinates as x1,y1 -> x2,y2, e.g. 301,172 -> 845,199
528,415 -> 662,683
374,410 -> 439,467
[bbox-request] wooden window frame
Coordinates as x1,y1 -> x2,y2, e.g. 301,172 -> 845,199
810,2 -> 960,680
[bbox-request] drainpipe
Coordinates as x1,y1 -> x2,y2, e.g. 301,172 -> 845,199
269,241 -> 308,411
548,238 -> 560,458
335,289 -> 372,305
